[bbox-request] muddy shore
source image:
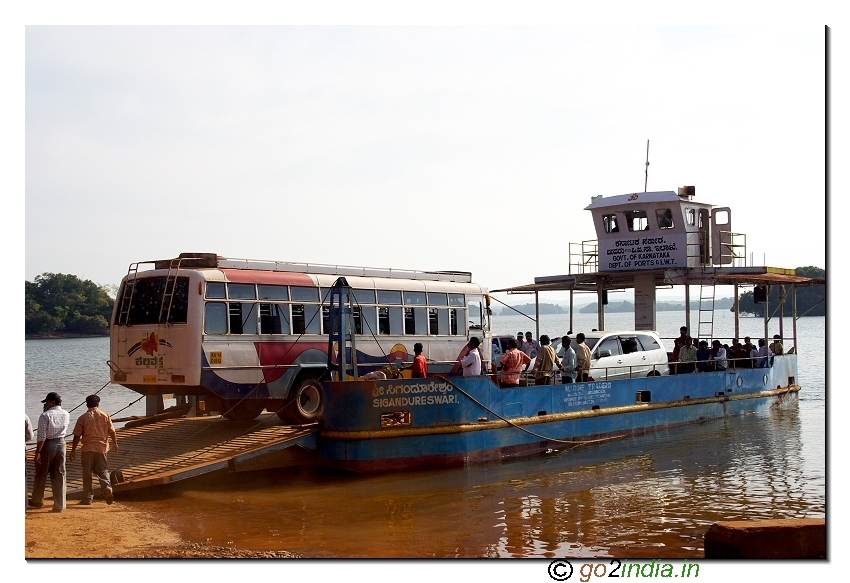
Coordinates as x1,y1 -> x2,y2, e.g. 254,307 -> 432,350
25,501 -> 300,559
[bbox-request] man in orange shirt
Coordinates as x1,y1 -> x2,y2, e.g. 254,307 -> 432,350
499,338 -> 531,388
70,395 -> 119,505
411,342 -> 428,378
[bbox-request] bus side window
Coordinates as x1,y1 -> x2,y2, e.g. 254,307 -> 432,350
404,308 -> 416,334
378,307 -> 390,335
292,305 -> 306,334
304,305 -> 321,334
389,307 -> 404,335
260,303 -> 289,334
229,303 -> 244,334
204,302 -> 228,334
242,303 -> 258,334
359,306 -> 377,335
435,308 -> 450,335
428,308 -> 438,335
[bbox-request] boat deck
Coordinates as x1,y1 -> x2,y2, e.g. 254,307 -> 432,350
26,413 -> 318,500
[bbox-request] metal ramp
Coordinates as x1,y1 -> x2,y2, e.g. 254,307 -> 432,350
26,413 -> 319,499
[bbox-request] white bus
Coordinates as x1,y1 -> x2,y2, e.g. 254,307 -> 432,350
109,253 -> 493,423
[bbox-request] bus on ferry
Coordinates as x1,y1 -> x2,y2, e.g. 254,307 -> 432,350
109,253 -> 493,424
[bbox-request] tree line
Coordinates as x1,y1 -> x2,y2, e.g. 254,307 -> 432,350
734,266 -> 825,317
26,273 -> 115,336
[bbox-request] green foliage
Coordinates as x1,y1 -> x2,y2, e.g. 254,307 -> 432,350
734,266 -> 825,317
25,273 -> 115,336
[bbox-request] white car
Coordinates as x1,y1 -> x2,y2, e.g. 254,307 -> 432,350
531,331 -> 669,380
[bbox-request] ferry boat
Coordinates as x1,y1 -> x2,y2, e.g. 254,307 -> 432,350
316,186 -> 822,471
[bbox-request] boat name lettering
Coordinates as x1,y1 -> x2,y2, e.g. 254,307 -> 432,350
372,381 -> 453,397
135,356 -> 164,368
373,394 -> 459,408
585,382 -> 612,390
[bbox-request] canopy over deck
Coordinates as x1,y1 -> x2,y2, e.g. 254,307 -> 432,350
491,266 -> 822,294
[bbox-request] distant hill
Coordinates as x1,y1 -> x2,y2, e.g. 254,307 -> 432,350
579,298 -> 735,314
499,303 -> 566,316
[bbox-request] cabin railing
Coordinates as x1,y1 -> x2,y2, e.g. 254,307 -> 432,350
568,240 -> 599,274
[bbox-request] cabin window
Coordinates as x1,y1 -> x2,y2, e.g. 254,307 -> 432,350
714,209 -> 730,225
603,214 -> 620,233
291,286 -> 319,302
228,283 -> 256,300
625,210 -> 648,232
258,285 -> 289,300
206,282 -> 226,299
404,291 -> 427,306
204,302 -> 228,334
656,208 -> 674,229
378,290 -> 402,305
685,208 -> 696,227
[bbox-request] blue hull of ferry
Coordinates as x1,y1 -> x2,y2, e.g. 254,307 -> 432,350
318,355 -> 799,472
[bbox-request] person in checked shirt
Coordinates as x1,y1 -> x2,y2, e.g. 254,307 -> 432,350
499,338 -> 531,388
29,391 -> 70,512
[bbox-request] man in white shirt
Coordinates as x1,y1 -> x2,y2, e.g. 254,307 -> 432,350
523,331 -> 540,359
558,336 -> 578,383
29,392 -> 70,512
461,337 -> 482,376
711,340 -> 728,371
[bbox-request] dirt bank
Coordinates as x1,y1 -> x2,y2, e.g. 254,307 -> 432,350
25,501 -> 300,559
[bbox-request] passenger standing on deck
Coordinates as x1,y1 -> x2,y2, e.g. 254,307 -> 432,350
533,335 -> 563,385
461,337 -> 482,376
678,337 -> 697,373
499,338 -> 531,388
672,326 -> 692,374
575,333 -> 592,382
29,392 -> 70,512
754,339 -> 773,368
516,332 -> 526,355
770,335 -> 784,356
711,340 -> 728,371
523,332 -> 540,359
411,343 -> 428,378
696,340 -> 711,372
558,336 -> 577,384
70,395 -> 119,505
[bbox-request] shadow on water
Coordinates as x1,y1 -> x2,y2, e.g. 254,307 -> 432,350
120,404 -> 823,558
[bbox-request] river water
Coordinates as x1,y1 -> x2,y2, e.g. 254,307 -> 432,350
24,311 -> 825,564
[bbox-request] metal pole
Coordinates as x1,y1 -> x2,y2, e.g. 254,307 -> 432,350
685,284 -> 691,336
779,285 -> 785,342
597,283 -> 605,331
733,283 -> 740,341
792,284 -> 798,353
535,291 -> 540,340
763,285 -> 769,347
569,287 -> 574,334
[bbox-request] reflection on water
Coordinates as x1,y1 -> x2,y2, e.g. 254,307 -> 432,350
122,401 -> 822,558
26,314 -> 825,558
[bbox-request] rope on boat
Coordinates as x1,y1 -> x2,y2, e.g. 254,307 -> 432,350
434,375 -> 626,450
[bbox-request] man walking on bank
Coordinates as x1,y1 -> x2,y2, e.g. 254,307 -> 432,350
29,392 -> 70,512
70,395 -> 119,505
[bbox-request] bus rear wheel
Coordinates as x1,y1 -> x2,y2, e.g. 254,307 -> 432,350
281,376 -> 324,425
221,399 -> 265,422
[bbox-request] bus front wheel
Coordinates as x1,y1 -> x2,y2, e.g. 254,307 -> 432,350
282,376 -> 324,424
221,399 -> 265,422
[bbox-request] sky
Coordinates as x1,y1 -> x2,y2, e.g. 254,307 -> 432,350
6,3 -> 843,580
21,24 -> 827,298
